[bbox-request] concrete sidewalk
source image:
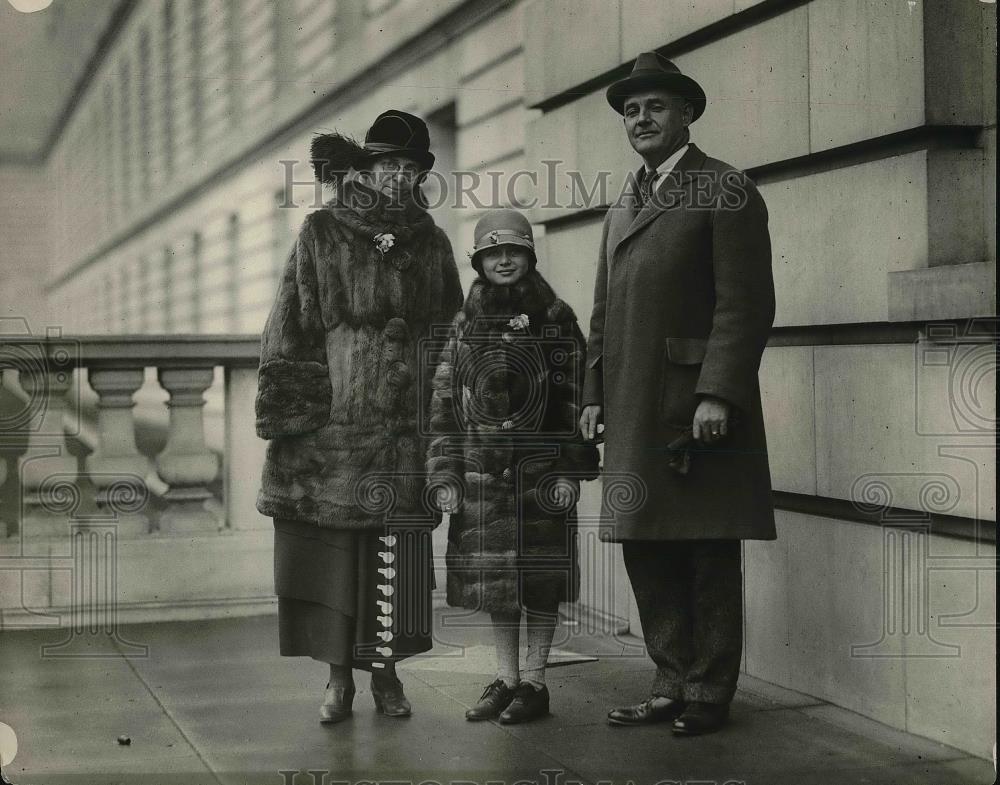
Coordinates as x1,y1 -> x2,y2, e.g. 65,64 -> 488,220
0,610 -> 993,785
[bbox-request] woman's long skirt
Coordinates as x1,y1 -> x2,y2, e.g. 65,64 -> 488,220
273,518 -> 434,670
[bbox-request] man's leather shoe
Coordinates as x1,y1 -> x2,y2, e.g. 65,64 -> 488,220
671,701 -> 730,735
466,679 -> 517,721
319,683 -> 355,724
607,696 -> 686,726
498,683 -> 550,724
371,674 -> 412,717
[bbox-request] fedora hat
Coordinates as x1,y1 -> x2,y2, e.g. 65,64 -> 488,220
311,109 -> 435,184
606,52 -> 706,121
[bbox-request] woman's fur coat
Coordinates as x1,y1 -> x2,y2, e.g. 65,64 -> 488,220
255,179 -> 463,529
427,272 -> 600,614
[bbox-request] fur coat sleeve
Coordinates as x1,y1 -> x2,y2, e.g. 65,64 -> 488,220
425,313 -> 467,492
255,216 -> 332,439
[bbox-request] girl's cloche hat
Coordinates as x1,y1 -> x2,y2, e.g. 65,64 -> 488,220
469,208 -> 536,273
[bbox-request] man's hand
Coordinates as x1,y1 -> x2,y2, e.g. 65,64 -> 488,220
692,396 -> 731,445
579,405 -> 603,441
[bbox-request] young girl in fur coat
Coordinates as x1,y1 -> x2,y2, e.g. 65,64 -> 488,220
427,208 -> 600,724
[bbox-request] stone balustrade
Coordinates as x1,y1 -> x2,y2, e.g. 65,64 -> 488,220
0,335 -> 279,629
0,335 -> 264,538
1,334 -> 614,638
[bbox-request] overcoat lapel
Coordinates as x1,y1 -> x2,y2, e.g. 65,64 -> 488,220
611,144 -> 708,257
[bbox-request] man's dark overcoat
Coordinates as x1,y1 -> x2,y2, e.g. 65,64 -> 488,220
583,143 -> 776,541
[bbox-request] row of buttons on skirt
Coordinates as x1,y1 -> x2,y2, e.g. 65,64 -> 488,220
372,534 -> 396,667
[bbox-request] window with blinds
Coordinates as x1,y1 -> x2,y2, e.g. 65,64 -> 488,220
191,231 -> 203,332
163,245 -> 175,332
138,29 -> 152,196
226,213 -> 240,331
162,0 -> 176,177
293,0 -> 337,86
119,60 -> 132,212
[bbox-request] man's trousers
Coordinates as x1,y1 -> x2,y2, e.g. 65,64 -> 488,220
621,539 -> 743,705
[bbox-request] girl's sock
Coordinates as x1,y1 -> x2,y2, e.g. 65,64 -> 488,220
522,609 -> 558,689
491,611 -> 522,688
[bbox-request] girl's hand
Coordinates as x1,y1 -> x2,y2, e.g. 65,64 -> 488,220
435,485 -> 461,513
551,478 -> 580,510
579,405 -> 603,441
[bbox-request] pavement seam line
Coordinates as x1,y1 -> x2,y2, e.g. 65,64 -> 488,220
114,641 -> 226,785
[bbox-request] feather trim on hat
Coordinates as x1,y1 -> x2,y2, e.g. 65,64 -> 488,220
311,132 -> 369,184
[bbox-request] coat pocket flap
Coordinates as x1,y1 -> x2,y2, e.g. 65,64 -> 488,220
587,352 -> 603,369
665,337 -> 708,365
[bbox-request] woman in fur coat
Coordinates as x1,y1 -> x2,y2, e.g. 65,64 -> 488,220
427,208 -> 600,724
255,110 -> 463,723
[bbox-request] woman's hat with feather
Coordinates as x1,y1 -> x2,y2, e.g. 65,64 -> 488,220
311,110 -> 436,184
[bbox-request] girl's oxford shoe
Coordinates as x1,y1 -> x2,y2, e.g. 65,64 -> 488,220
498,683 -> 549,724
465,679 -> 517,721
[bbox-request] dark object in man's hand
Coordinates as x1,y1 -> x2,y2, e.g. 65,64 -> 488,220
665,430 -> 695,476
666,411 -> 742,475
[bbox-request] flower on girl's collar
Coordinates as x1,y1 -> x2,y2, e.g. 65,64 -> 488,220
508,313 -> 530,331
374,233 -> 395,254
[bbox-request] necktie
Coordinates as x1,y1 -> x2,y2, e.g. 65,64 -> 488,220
638,170 -> 656,208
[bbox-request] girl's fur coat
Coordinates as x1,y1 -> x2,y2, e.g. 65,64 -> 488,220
427,272 -> 600,614
255,179 -> 463,529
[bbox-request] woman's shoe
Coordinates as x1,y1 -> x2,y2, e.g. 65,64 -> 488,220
498,683 -> 550,724
319,683 -> 356,724
371,675 -> 412,717
465,679 -> 517,721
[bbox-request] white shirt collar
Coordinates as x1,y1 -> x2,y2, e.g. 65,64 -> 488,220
644,143 -> 690,183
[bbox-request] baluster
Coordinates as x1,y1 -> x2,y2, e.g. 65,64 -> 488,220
18,367 -> 80,538
155,367 -> 221,534
84,368 -> 151,536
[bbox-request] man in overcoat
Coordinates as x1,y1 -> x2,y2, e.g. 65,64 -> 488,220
579,53 -> 776,735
